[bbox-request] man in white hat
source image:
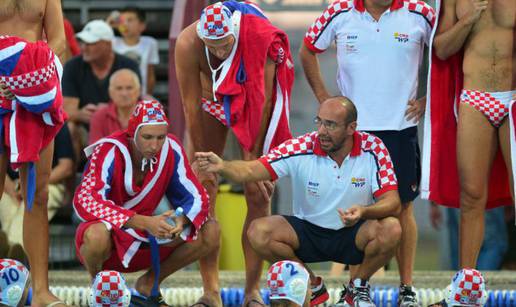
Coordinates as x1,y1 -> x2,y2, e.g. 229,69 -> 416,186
63,19 -> 140,129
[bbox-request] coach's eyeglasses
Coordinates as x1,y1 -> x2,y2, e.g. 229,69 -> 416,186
313,116 -> 347,131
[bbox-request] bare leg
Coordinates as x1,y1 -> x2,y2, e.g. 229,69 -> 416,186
396,201 -> 417,285
354,218 -> 402,280
0,153 -> 10,259
134,221 -> 220,297
19,141 -> 67,306
78,223 -> 113,279
329,263 -> 345,277
456,104 -> 498,268
247,216 -> 321,283
241,164 -> 272,303
241,78 -> 275,306
498,120 -> 514,199
0,152 -> 9,196
186,111 -> 228,307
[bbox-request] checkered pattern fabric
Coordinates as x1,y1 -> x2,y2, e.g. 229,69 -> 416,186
198,2 -> 234,39
128,99 -> 168,137
267,261 -> 309,305
305,0 -> 353,48
361,132 -> 398,188
448,269 -> 486,306
262,132 -> 316,163
202,98 -> 227,125
91,271 -> 130,307
76,144 -> 131,228
461,90 -> 509,128
0,62 -> 56,90
267,261 -> 286,297
405,0 -> 436,26
0,259 -> 27,274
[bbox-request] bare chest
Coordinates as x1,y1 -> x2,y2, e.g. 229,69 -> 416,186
457,0 -> 515,29
0,0 -> 45,22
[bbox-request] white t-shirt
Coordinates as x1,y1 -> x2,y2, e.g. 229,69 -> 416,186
259,131 -> 398,230
113,36 -> 160,95
304,0 -> 435,131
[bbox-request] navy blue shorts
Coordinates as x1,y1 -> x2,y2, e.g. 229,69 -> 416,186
283,215 -> 365,265
367,127 -> 421,204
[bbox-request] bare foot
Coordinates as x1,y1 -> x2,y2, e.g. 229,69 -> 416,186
31,290 -> 69,307
189,291 -> 222,307
133,275 -> 170,307
243,291 -> 266,307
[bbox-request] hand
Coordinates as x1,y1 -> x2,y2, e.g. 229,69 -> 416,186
462,0 -> 488,25
77,103 -> 99,124
252,180 -> 275,203
338,205 -> 364,227
169,214 -> 189,239
144,211 -> 176,239
106,10 -> 121,28
0,82 -> 15,100
405,97 -> 426,123
429,202 -> 443,230
195,152 -> 224,173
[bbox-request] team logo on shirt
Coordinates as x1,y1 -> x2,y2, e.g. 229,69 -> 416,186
351,177 -> 365,188
307,181 -> 320,197
394,32 -> 409,43
345,33 -> 359,54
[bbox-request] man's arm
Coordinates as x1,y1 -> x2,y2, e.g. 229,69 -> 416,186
175,27 -> 205,151
63,96 -> 80,123
43,0 -> 67,62
338,190 -> 401,226
361,190 -> 401,219
195,152 -> 272,183
64,96 -> 98,125
48,158 -> 73,185
433,0 -> 488,60
73,144 -> 136,228
299,44 -> 331,104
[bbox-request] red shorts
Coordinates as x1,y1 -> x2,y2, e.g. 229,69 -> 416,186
75,221 -> 177,273
3,105 -> 64,168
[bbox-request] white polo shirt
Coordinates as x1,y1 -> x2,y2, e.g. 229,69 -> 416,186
258,131 -> 398,230
304,0 -> 435,131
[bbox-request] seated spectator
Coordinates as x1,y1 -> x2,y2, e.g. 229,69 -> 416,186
196,97 -> 402,306
89,69 -> 141,144
267,261 -> 311,307
63,19 -> 140,128
0,125 -> 75,261
109,7 -> 159,96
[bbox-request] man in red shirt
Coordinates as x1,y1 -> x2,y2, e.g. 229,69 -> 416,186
89,69 -> 141,144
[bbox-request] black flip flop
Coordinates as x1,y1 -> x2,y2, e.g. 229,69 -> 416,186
130,291 -> 170,307
189,302 -> 211,307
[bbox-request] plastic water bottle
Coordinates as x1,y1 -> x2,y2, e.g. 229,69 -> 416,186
166,207 -> 183,227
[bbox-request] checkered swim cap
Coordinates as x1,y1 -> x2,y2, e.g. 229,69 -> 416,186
0,259 -> 29,307
267,261 -> 309,306
127,99 -> 169,139
197,2 -> 234,40
89,271 -> 131,307
446,268 -> 487,306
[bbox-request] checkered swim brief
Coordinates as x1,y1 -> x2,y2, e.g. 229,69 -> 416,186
201,98 -> 227,125
460,89 -> 516,128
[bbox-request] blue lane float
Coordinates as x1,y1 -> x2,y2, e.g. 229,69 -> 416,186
48,286 -> 516,306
